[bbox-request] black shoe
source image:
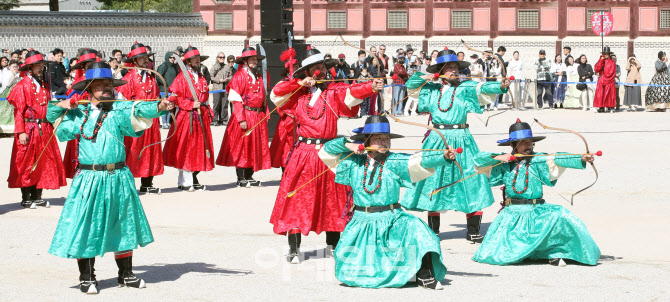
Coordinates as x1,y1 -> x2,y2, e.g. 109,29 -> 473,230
192,184 -> 206,191
466,233 -> 484,243
139,186 -> 161,195
20,200 -> 34,209
118,271 -> 146,288
417,276 -> 443,290
247,179 -> 261,187
554,104 -> 558,109
287,249 -> 301,264
560,104 -> 564,108
549,258 -> 567,267
236,179 -> 249,187
116,255 -> 147,288
79,274 -> 98,294
33,199 -> 50,208
178,185 -> 194,192
210,121 -> 218,126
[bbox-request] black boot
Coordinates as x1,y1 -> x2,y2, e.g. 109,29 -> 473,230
139,176 -> 161,194
20,187 -> 33,209
78,258 -> 98,294
416,253 -> 443,290
466,214 -> 484,243
427,213 -> 440,235
287,231 -> 301,264
325,231 -> 340,257
192,171 -> 206,191
236,168 -> 248,187
115,254 -> 146,288
32,188 -> 49,208
245,168 -> 261,187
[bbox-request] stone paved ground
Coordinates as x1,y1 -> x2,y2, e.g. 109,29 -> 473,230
1,108 -> 669,301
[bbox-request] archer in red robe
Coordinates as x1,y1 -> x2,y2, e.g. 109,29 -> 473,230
216,47 -> 271,187
163,46 -> 214,192
268,48 -> 380,262
117,69 -> 164,193
593,53 -> 617,110
7,50 -> 67,209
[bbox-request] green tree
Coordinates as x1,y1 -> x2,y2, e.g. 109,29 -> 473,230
100,0 -> 192,13
0,0 -> 20,10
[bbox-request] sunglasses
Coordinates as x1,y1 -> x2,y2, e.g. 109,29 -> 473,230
218,56 -> 225,59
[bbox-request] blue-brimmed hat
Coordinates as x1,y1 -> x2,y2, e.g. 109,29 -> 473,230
426,47 -> 470,73
497,119 -> 545,146
350,115 -> 403,141
71,62 -> 127,91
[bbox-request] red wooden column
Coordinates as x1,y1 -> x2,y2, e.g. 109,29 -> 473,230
490,0 -> 499,41
363,0 -> 371,39
557,0 -> 567,54
304,0 -> 312,39
425,0 -> 434,39
629,0 -> 639,55
247,0 -> 254,39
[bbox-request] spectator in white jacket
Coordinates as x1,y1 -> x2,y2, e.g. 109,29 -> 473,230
507,51 -> 525,109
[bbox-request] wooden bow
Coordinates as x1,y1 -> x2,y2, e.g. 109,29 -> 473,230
461,39 -> 514,125
534,118 -> 598,205
337,34 -> 466,189
119,65 -> 178,159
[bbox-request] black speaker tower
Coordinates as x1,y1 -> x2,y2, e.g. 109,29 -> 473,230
260,0 -> 306,139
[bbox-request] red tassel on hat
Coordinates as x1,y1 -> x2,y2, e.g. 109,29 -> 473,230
134,41 -> 138,44
444,47 -> 449,50
516,118 -> 521,122
306,45 -> 312,50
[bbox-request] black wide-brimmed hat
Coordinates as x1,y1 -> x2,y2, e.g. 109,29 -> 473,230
19,50 -> 50,71
182,45 -> 209,62
602,46 -> 613,54
350,115 -> 404,141
293,46 -> 338,78
124,41 -> 155,63
497,119 -> 545,146
71,62 -> 127,91
235,46 -> 264,64
71,48 -> 100,70
426,47 -> 470,73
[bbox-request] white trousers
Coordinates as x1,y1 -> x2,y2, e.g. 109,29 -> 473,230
178,169 -> 193,187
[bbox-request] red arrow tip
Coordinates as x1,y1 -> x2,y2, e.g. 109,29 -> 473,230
357,144 -> 365,151
508,76 -> 515,81
595,151 -> 602,156
313,70 -> 320,77
509,155 -> 516,161
433,73 -> 440,78
456,147 -> 463,154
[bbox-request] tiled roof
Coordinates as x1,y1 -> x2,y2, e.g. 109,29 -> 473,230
0,11 -> 209,28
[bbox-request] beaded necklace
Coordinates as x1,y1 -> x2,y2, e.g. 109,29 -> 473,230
512,159 -> 531,194
437,87 -> 455,112
32,80 -> 48,106
189,72 -> 208,94
305,90 -> 327,120
363,155 -> 386,194
137,71 -> 154,95
247,73 -> 262,93
79,105 -> 109,140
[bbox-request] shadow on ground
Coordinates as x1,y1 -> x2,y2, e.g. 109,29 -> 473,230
0,197 -> 66,215
69,262 -> 252,290
437,223 -> 491,241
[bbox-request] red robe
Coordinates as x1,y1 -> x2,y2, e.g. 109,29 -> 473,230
593,57 -> 617,108
7,76 -> 67,189
117,69 -> 164,177
269,113 -> 295,168
216,67 -> 271,171
269,79 -> 374,235
62,72 -> 87,179
163,70 -> 215,172
269,78 -> 296,168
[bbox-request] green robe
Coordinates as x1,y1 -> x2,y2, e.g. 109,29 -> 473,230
401,73 -> 507,213
320,138 -> 449,288
47,101 -> 165,259
471,152 -> 601,265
